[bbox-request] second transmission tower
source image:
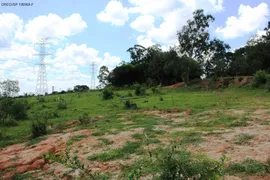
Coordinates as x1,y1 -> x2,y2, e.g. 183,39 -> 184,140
90,62 -> 96,90
34,38 -> 51,95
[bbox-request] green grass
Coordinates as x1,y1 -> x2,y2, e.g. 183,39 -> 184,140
98,138 -> 113,145
235,134 -> 255,145
88,141 -> 142,161
1,88 -> 270,148
227,159 -> 267,175
67,135 -> 87,146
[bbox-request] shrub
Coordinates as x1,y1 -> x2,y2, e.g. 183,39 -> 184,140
57,98 -> 67,110
78,112 -> 92,124
124,100 -> 138,110
30,120 -> 47,138
101,88 -> 114,100
134,84 -> 146,96
151,84 -> 162,94
0,98 -> 28,120
1,115 -> 18,126
253,70 -> 268,88
36,96 -> 45,103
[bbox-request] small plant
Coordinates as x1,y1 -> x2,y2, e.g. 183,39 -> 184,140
57,97 -> 67,110
30,120 -> 47,138
98,138 -> 113,145
36,96 -> 45,103
151,84 -> 162,94
253,70 -> 268,88
235,134 -> 255,145
1,115 -> 18,126
134,84 -> 146,96
124,100 -> 138,110
101,88 -> 114,100
227,158 -> 266,175
78,112 -> 92,124
160,97 -> 164,101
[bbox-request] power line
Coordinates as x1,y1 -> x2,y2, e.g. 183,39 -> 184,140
33,38 -> 51,95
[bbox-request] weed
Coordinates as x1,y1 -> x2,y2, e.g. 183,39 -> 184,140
124,100 -> 138,110
88,141 -> 141,161
67,135 -> 87,146
227,159 -> 266,175
134,84 -> 146,96
101,88 -> 114,100
98,138 -> 113,145
92,131 -> 105,136
235,134 -> 255,145
78,112 -> 93,124
36,96 -> 46,103
180,131 -> 203,145
56,97 -> 67,110
1,115 -> 18,126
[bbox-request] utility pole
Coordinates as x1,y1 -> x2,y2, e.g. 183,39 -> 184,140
34,38 -> 51,95
90,62 -> 96,90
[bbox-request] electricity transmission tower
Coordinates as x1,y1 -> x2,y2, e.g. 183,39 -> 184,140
34,38 -> 51,95
90,62 -> 96,90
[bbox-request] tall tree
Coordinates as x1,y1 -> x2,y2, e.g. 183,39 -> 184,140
97,65 -> 110,88
127,45 -> 148,65
177,9 -> 215,64
0,79 -> 20,97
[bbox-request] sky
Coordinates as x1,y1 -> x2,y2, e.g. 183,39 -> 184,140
0,0 -> 269,94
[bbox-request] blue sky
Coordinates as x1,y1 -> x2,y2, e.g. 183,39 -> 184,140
0,0 -> 269,94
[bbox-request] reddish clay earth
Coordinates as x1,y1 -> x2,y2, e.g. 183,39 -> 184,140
0,106 -> 269,179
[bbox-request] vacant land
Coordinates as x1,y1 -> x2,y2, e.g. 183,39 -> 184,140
0,88 -> 270,179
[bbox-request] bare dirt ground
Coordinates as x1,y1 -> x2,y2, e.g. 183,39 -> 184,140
0,107 -> 269,179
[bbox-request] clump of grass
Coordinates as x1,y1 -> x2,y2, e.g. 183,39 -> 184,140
124,100 -> 138,110
26,137 -> 45,146
235,134 -> 255,145
88,141 -> 141,161
92,131 -> 105,136
134,84 -> 146,96
56,98 -> 67,110
30,120 -> 47,138
227,159 -> 267,175
98,138 -> 113,145
180,131 -> 203,145
1,115 -> 18,127
101,88 -> 114,100
67,135 -> 87,146
78,112 -> 93,124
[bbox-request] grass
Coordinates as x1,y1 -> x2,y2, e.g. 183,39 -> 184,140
235,134 -> 255,145
67,135 -> 87,146
98,138 -> 113,145
88,141 -> 142,161
227,159 -> 267,175
25,137 -> 46,146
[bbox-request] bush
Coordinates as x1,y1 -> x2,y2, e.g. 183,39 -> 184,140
30,120 -> 47,138
78,112 -> 92,124
124,100 -> 138,110
151,84 -> 162,94
134,84 -> 146,96
0,98 -> 28,120
36,96 -> 45,103
101,88 -> 114,100
253,70 -> 268,88
56,98 -> 67,110
1,115 -> 17,126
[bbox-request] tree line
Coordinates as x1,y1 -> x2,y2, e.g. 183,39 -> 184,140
98,9 -> 270,88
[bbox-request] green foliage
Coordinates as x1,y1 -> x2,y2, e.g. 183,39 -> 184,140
179,131 -> 203,145
101,88 -> 114,100
36,96 -> 45,103
124,100 -> 138,110
151,85 -> 162,94
253,70 -> 268,87
0,114 -> 18,127
78,112 -> 92,124
88,141 -> 141,161
134,84 -> 146,96
0,98 -> 28,120
227,159 -> 266,175
30,119 -> 47,138
56,97 -> 67,110
74,85 -> 89,92
235,134 -> 255,145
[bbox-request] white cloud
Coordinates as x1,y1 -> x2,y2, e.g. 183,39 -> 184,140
216,3 -> 269,39
137,35 -> 154,47
15,13 -> 87,43
102,52 -> 121,70
130,15 -> 155,32
96,0 -> 129,26
126,0 -> 224,46
0,13 -> 23,47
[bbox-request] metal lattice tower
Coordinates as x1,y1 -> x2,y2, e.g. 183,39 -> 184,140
90,62 -> 96,89
34,38 -> 51,95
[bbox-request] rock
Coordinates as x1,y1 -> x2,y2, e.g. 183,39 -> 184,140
65,120 -> 81,126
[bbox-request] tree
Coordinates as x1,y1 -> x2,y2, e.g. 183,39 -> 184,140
127,45 -> 148,65
177,9 -> 215,64
205,39 -> 231,77
97,66 -> 110,88
74,85 -> 89,92
0,79 -> 20,97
